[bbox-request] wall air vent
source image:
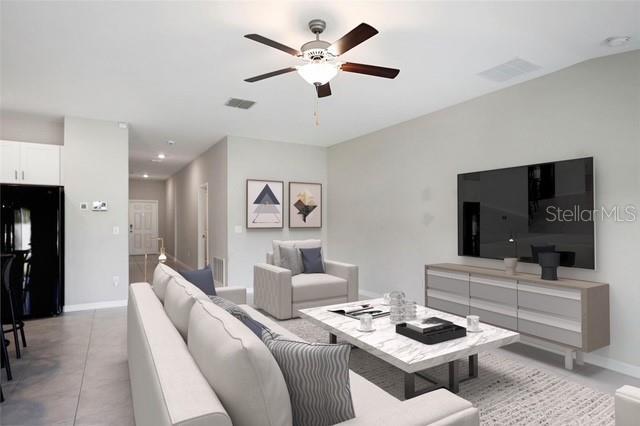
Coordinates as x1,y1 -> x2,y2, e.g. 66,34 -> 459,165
477,58 -> 541,83
225,98 -> 256,109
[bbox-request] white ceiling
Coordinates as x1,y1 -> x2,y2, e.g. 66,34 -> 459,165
2,1 -> 639,179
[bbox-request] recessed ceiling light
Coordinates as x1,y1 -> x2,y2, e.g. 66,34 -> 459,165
143,173 -> 149,178
604,36 -> 631,47
157,153 -> 166,159
167,140 -> 175,145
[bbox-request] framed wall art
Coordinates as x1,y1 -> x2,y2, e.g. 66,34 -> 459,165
289,182 -> 322,228
246,179 -> 284,229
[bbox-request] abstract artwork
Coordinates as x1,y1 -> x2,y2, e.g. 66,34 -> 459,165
247,179 -> 284,229
289,182 -> 322,228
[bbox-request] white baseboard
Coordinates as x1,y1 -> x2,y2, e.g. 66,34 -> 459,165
584,352 -> 640,379
359,289 -> 382,299
64,299 -> 128,312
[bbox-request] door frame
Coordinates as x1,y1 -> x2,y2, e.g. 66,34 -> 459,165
197,183 -> 209,268
129,199 -> 159,255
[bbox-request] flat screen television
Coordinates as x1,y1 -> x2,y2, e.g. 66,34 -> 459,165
458,157 -> 595,269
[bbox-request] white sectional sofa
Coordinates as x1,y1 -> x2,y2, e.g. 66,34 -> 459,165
128,264 -> 480,426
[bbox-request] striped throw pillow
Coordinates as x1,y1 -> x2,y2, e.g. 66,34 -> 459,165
261,330 -> 355,426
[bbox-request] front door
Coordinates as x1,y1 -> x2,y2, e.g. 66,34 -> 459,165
129,200 -> 158,255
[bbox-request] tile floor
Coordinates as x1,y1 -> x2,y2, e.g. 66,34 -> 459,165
2,301 -> 640,425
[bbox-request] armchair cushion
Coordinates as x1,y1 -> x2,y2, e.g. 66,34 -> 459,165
272,239 -> 321,265
300,247 -> 325,273
292,273 -> 347,302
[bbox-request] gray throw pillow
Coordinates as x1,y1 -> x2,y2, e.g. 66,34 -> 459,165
261,330 -> 355,426
299,247 -> 325,274
209,296 -> 268,337
278,245 -> 303,276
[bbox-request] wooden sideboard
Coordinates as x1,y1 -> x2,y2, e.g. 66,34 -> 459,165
425,263 -> 610,369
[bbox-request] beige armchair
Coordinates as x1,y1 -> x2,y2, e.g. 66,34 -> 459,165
254,240 -> 358,320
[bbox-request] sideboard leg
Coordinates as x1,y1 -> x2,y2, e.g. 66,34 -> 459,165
564,349 -> 575,370
575,350 -> 584,366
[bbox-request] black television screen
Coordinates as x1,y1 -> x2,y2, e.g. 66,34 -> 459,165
458,157 -> 595,269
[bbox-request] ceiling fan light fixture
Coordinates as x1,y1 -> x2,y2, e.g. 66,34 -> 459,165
296,62 -> 339,86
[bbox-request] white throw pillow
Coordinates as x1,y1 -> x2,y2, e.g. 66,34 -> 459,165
188,300 -> 293,426
163,276 -> 209,340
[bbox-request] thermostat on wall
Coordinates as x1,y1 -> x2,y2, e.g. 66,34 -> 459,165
92,201 -> 108,211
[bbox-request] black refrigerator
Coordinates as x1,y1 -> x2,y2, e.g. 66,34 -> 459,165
1,184 -> 64,318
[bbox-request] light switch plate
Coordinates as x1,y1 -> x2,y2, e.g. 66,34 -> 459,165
234,225 -> 243,234
113,226 -> 120,235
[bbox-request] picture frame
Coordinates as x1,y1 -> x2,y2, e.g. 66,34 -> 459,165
246,179 -> 284,229
289,181 -> 322,228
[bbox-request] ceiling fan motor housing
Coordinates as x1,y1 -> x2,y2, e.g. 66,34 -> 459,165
301,40 -> 333,61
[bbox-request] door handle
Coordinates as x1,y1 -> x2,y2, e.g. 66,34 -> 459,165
129,224 -> 133,233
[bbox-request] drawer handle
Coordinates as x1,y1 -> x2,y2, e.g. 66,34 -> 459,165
21,170 -> 25,180
14,169 -> 18,180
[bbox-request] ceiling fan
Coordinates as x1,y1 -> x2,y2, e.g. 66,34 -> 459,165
243,19 -> 400,98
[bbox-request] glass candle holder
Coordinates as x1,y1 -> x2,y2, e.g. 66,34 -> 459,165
360,313 -> 373,331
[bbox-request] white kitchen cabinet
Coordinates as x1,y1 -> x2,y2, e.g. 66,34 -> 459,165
0,140 -> 61,185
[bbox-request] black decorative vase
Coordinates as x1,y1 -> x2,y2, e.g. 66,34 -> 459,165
538,252 -> 561,281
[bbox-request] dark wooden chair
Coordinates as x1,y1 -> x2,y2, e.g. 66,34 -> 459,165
2,255 -> 27,358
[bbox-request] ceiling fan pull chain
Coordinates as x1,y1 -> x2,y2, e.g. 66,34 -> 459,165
314,97 -> 320,126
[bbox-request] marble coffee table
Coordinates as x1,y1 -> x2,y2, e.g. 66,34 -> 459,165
299,298 -> 520,398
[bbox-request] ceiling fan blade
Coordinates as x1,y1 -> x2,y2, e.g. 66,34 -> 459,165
328,23 -> 378,56
341,62 -> 400,79
244,34 -> 301,56
244,67 -> 297,83
316,83 -> 332,98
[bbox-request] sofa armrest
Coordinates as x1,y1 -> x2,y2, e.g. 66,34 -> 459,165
253,263 -> 293,319
616,385 -> 640,426
216,286 -> 247,304
325,260 -> 359,302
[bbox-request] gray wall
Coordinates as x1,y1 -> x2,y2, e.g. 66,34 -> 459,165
226,136 -> 327,287
62,117 -> 129,306
327,51 -> 640,369
129,177 -> 167,247
0,110 -> 64,145
165,138 -> 228,270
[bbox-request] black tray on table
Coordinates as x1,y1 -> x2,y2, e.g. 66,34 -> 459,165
396,323 -> 467,345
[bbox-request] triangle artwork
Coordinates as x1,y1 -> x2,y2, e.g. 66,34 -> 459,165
252,184 -> 281,224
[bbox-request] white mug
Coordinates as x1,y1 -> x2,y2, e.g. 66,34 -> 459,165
360,314 -> 373,331
466,315 -> 480,332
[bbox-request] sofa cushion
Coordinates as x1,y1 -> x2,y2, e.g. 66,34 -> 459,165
180,266 -> 216,296
188,300 -> 292,426
152,263 -> 177,302
292,273 -> 347,302
262,330 -> 355,426
272,239 -> 321,266
278,245 -> 303,276
300,247 -> 325,274
164,276 -> 209,340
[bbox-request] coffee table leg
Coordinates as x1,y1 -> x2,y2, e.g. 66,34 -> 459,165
329,333 -> 337,344
469,354 -> 478,378
448,360 -> 459,393
404,373 -> 416,399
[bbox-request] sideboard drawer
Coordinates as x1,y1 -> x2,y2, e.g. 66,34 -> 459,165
427,289 -> 469,317
427,269 -> 469,297
470,307 -> 517,331
518,309 -> 582,347
470,275 -> 517,306
518,282 -> 581,320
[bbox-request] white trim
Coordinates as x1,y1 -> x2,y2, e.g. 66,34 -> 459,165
64,299 -> 128,312
359,289 -> 382,299
427,269 -> 469,281
470,275 -> 516,289
583,352 -> 640,379
427,289 -> 469,305
517,282 -> 581,301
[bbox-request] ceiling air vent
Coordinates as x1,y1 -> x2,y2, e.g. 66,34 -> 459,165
225,98 -> 256,109
477,58 -> 541,83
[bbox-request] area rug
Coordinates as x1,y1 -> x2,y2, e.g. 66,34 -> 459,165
276,318 -> 614,425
